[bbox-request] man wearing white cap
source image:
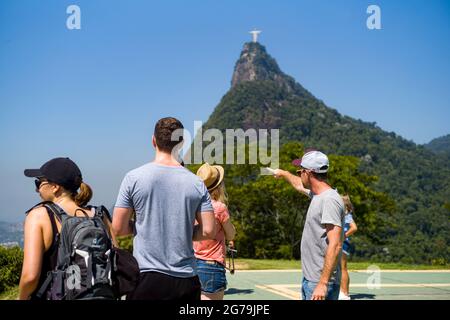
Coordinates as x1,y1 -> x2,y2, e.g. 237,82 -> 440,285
274,150 -> 345,300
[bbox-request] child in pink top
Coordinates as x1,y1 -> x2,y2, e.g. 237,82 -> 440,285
194,163 -> 236,300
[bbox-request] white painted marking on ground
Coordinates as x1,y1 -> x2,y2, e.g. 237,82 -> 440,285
255,283 -> 450,300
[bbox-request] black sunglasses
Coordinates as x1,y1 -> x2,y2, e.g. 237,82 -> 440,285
34,178 -> 50,190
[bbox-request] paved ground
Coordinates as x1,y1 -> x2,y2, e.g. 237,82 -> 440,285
224,270 -> 450,300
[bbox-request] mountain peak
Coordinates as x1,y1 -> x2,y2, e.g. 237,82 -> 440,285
424,133 -> 450,156
231,42 -> 285,87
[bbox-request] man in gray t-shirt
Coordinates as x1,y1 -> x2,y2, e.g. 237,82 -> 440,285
115,163 -> 213,277
112,117 -> 216,300
301,189 -> 345,284
274,150 -> 345,300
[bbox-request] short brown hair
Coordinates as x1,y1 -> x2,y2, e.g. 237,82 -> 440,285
154,117 -> 184,153
312,171 -> 328,181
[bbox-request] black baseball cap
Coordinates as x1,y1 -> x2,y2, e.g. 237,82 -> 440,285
24,157 -> 82,192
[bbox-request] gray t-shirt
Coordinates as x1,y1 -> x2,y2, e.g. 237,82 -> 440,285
115,162 -> 213,278
300,188 -> 345,284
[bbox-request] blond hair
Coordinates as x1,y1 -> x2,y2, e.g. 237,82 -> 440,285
209,181 -> 228,205
341,194 -> 354,214
73,182 -> 93,207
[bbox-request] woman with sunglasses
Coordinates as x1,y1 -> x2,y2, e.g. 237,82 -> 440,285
18,157 -> 97,300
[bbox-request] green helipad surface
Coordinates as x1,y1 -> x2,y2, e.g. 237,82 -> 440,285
223,270 -> 450,300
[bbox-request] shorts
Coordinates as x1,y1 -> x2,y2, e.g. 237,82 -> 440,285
196,259 -> 227,294
301,277 -> 340,300
127,271 -> 201,300
343,240 -> 352,256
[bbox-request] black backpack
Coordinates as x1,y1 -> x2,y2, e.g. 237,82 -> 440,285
35,202 -> 116,300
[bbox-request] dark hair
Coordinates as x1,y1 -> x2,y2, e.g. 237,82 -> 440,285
73,182 -> 93,207
312,171 -> 328,181
154,117 -> 184,153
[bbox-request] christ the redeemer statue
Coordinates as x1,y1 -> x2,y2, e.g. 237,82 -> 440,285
249,30 -> 262,43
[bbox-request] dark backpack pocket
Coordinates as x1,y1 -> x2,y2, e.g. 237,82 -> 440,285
112,247 -> 140,296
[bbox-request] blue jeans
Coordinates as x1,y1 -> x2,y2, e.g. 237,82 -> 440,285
196,259 -> 227,294
301,277 -> 340,300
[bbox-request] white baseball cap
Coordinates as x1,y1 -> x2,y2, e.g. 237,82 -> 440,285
292,150 -> 329,173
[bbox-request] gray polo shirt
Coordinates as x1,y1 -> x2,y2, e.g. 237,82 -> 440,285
115,162 -> 213,278
301,188 -> 345,284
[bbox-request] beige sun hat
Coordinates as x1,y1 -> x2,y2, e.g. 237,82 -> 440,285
196,163 -> 225,191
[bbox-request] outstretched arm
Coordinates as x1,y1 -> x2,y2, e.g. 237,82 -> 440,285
273,169 -> 311,197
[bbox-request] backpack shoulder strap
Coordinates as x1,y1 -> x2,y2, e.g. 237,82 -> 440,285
25,201 -> 51,215
42,202 -> 67,224
26,201 -> 61,243
92,205 -> 112,222
45,208 -> 59,238
25,201 -> 65,223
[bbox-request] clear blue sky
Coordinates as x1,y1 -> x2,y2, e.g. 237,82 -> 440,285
1,0 -> 449,222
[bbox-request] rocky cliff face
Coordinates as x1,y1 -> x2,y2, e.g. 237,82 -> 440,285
230,42 -> 300,94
